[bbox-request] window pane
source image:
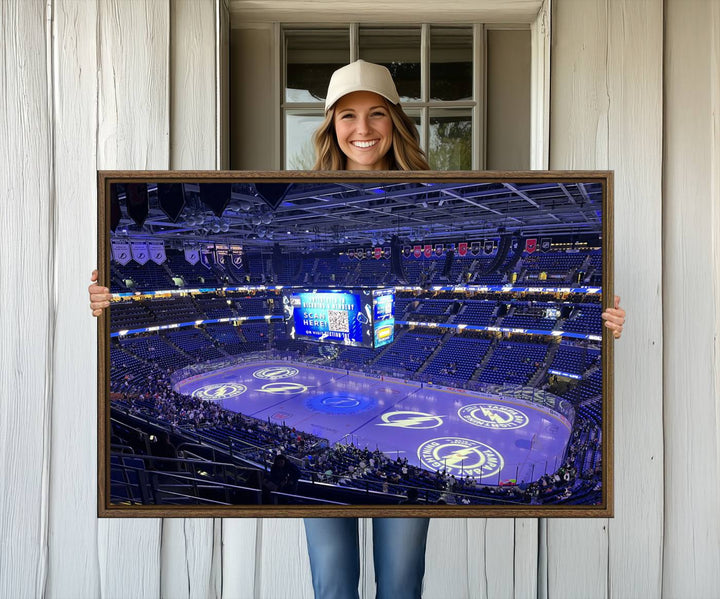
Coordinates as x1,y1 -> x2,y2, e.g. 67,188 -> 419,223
429,109 -> 472,170
430,27 -> 473,101
402,109 -> 423,148
359,27 -> 421,102
285,112 -> 324,170
286,30 -> 350,103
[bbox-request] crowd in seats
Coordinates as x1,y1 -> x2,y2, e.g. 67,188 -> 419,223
107,244 -> 608,505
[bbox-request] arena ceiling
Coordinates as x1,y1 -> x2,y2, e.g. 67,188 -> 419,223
111,179 -> 604,252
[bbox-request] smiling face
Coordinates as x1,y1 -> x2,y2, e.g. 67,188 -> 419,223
333,91 -> 394,171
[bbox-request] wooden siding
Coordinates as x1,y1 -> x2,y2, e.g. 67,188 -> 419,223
1,1 -> 717,598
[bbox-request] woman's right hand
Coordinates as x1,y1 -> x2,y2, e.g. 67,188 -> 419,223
89,269 -> 111,317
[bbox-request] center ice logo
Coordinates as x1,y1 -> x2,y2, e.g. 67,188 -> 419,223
306,393 -> 376,414
457,403 -> 529,430
192,382 -> 247,400
253,366 -> 299,380
418,437 -> 504,478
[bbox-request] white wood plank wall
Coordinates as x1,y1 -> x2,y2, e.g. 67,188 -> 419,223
1,1 -> 718,598
549,2 -> 664,599
663,1 -> 720,597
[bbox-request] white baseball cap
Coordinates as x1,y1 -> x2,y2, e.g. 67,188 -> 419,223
324,60 -> 400,112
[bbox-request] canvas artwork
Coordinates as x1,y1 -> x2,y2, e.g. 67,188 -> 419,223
98,171 -> 613,517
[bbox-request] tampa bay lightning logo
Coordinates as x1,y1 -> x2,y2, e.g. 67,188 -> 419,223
192,382 -> 247,400
376,411 -> 444,429
253,366 -> 299,380
418,437 -> 504,478
257,382 -> 309,394
306,392 -> 377,414
458,403 -> 529,430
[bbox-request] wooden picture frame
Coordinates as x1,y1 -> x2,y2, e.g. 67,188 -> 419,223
98,170 -> 613,518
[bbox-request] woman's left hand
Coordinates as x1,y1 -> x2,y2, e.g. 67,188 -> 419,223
602,295 -> 625,339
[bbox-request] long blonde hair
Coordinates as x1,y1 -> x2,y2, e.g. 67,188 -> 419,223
312,100 -> 430,171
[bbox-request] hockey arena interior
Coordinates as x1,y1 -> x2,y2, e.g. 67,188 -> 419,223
107,178 -> 606,508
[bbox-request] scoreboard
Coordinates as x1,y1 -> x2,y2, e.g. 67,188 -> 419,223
283,288 -> 395,349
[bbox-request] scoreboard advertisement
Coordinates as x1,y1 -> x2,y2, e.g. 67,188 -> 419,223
372,288 -> 395,348
283,288 -> 395,349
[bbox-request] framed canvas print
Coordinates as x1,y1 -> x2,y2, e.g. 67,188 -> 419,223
97,171 -> 613,518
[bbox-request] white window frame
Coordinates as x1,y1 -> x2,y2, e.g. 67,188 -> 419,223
229,0 -> 550,171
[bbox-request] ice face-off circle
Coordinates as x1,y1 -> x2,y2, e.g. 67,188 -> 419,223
458,403 -> 529,430
418,437 -> 504,478
253,366 -> 299,380
192,382 -> 247,401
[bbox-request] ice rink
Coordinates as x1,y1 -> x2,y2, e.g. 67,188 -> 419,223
174,360 -> 571,484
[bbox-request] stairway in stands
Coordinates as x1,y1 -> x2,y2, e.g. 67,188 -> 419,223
415,331 -> 453,375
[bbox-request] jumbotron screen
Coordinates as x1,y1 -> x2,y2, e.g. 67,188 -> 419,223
283,288 -> 395,349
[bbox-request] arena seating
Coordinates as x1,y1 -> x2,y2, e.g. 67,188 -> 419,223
107,240 -> 606,506
560,303 -> 603,335
422,336 -> 492,383
476,341 -> 548,385
455,300 -> 497,327
549,344 -> 601,377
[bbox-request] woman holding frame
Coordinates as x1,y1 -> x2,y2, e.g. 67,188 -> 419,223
89,60 -> 626,599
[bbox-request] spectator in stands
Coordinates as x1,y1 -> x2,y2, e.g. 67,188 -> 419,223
400,487 -> 420,505
263,454 -> 301,503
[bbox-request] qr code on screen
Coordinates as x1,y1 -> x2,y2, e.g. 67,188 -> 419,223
328,310 -> 350,333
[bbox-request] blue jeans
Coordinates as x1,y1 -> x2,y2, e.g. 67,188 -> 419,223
304,517 -> 430,599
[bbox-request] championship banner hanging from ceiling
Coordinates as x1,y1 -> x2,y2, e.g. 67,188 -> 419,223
184,244 -> 200,265
148,240 -> 166,265
214,243 -> 229,265
525,238 -> 537,253
540,238 -> 552,252
484,240 -> 494,255
111,239 -> 131,266
458,242 -> 468,257
230,245 -> 243,268
424,244 -> 432,258
200,246 -> 213,269
130,241 -> 149,265
413,245 -> 422,258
